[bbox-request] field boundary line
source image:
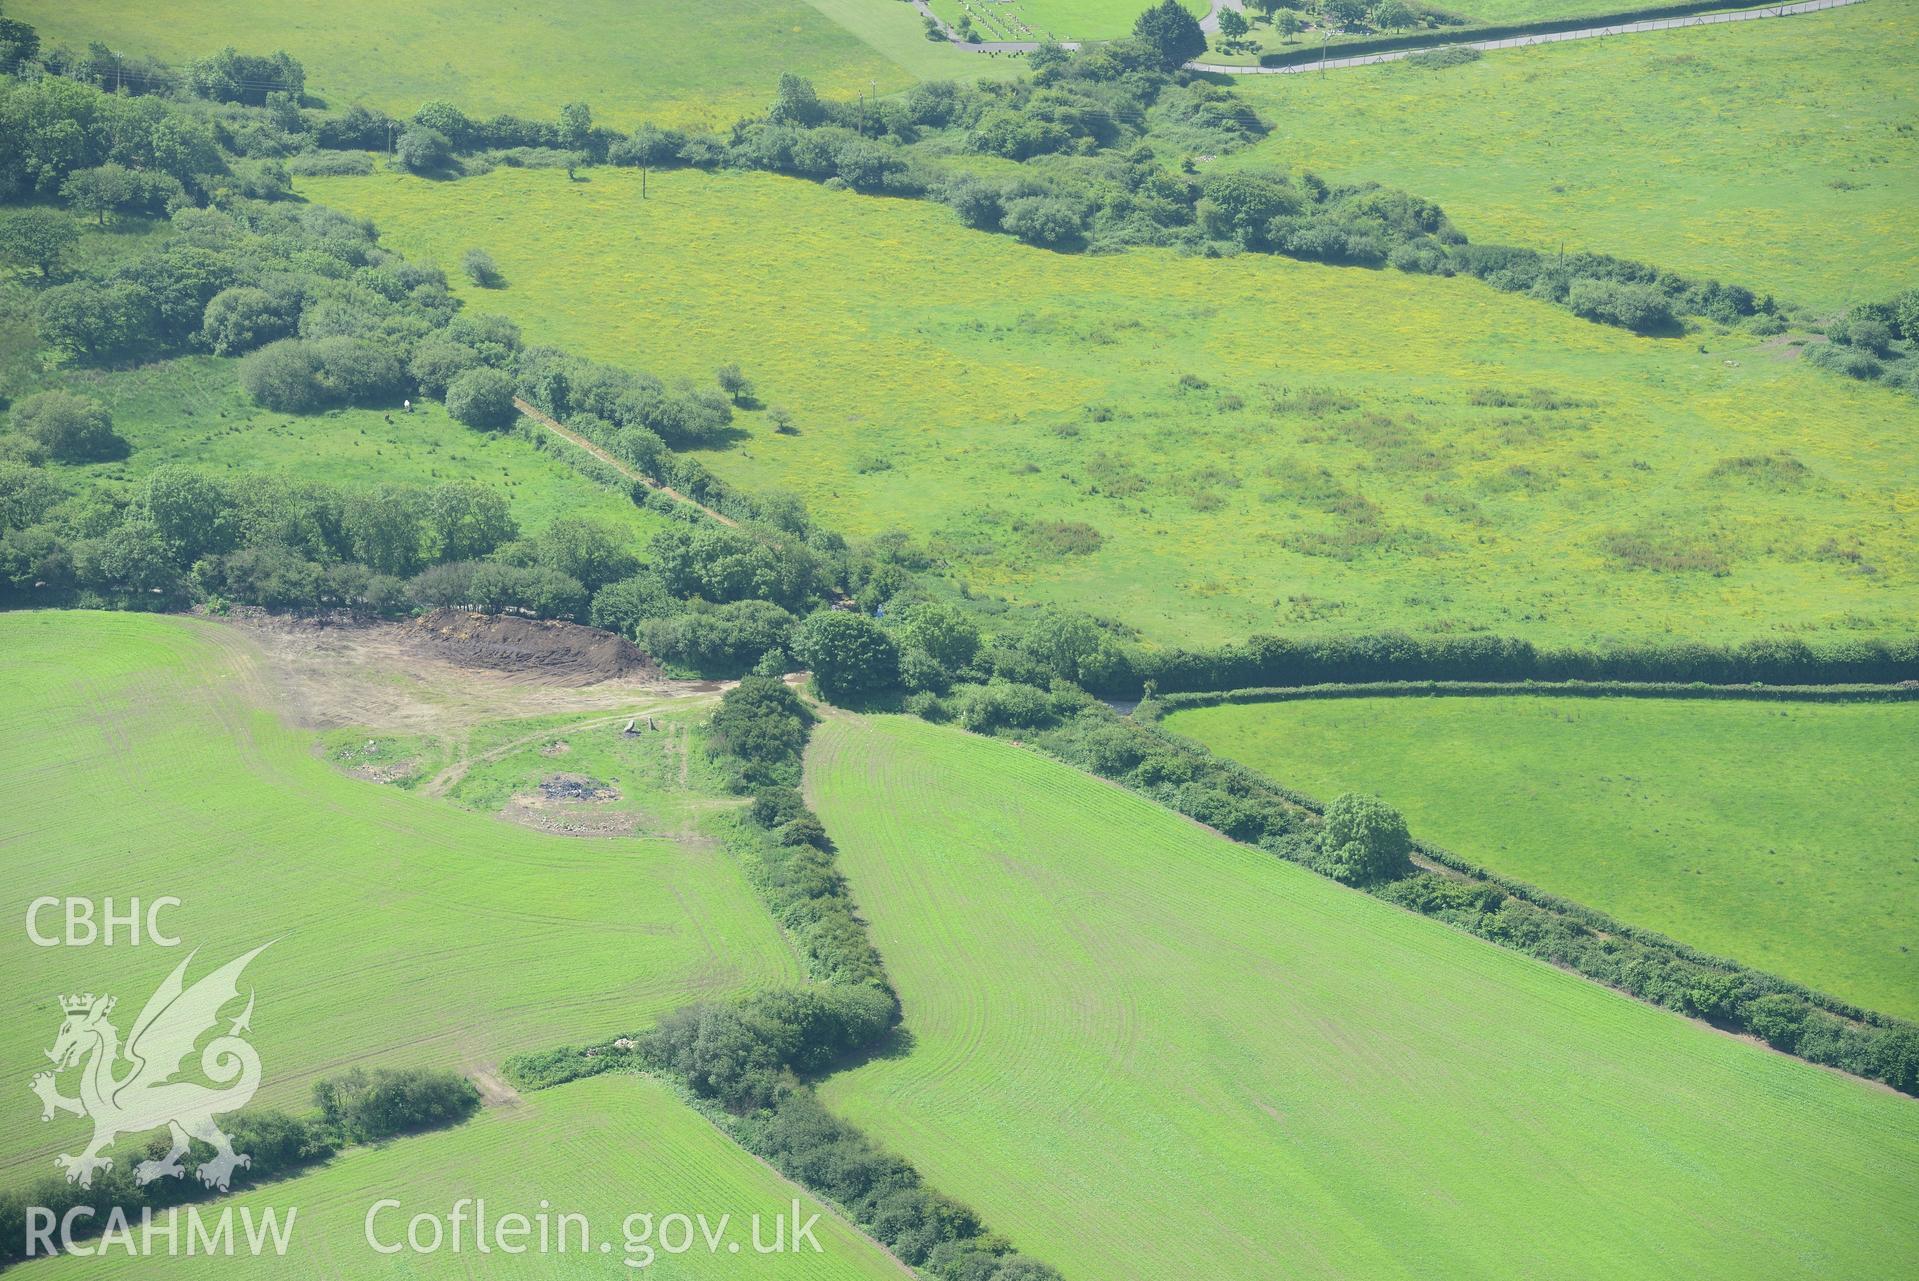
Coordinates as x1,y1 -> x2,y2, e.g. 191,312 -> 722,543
1147,678 -> 1919,713
513,396 -> 741,528
1132,703 -> 1912,1035
1186,0 -> 1864,73
905,0 -> 1863,63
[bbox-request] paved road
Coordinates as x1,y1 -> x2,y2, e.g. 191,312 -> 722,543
910,0 -> 1862,66
1190,0 -> 1866,73
1200,0 -> 1248,34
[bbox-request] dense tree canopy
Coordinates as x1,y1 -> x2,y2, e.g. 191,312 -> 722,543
8,391 -> 125,462
0,208 -> 76,279
794,610 -> 900,699
1314,793 -> 1414,885
1133,0 -> 1207,69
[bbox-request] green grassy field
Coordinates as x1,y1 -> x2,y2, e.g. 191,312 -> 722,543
801,0 -> 1028,82
304,166 -> 1919,649
0,611 -> 799,1183
13,0 -> 988,133
926,0 -> 1205,42
1223,0 -> 1919,311
435,707 -> 741,840
808,713 -> 1919,1280
1207,0 -> 1756,65
38,355 -> 677,550
1164,694 -> 1919,1019
932,0 -> 1643,43
32,1073 -> 910,1278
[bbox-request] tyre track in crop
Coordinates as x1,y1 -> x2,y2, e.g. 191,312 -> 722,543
806,714 -> 1144,1121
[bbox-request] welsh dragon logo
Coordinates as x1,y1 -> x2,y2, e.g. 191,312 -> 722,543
33,945 -> 269,1191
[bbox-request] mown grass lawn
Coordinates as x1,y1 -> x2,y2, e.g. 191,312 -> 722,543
13,0 -> 983,132
306,165 -> 1919,649
30,1073 -> 910,1279
810,713 -> 1919,1281
0,612 -> 799,1183
1165,693 -> 1919,1019
1223,0 -> 1919,311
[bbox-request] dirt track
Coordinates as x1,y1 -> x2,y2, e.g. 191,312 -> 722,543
512,397 -> 739,528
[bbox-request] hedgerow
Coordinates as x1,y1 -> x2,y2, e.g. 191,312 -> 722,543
502,680 -> 1059,1281
903,687 -> 1919,1095
1105,633 -> 1919,697
0,1068 -> 476,1266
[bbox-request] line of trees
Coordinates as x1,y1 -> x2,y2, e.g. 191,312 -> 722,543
0,1067 -> 476,1265
908,689 -> 1919,1094
1152,678 -> 1919,712
5,5 -> 1900,368
1104,631 -> 1919,696
0,63 -> 879,666
504,678 -> 1061,1281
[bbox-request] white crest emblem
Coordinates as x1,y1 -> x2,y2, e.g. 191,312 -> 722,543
33,945 -> 270,1191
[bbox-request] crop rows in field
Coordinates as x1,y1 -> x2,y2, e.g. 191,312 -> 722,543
1164,693 -> 1919,1018
30,1073 -> 910,1279
0,612 -> 799,1179
809,713 -> 1919,1280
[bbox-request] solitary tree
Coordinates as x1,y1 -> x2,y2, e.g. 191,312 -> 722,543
768,72 -> 825,127
1322,0 -> 1370,28
61,164 -> 136,225
1217,9 -> 1251,40
558,101 -> 593,150
1372,0 -> 1414,29
1279,11 -> 1303,39
461,248 -> 502,287
714,364 -> 755,406
792,610 -> 899,700
1314,793 -> 1414,885
444,366 -> 517,429
1133,0 -> 1208,69
394,125 -> 451,173
0,210 -> 79,281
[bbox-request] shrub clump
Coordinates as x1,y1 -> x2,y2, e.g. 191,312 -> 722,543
1312,792 -> 1414,885
312,1066 -> 481,1142
240,336 -> 404,411
8,390 -> 126,462
443,365 -> 516,427
793,610 -> 900,701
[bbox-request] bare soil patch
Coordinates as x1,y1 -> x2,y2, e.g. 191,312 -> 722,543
538,772 -> 620,802
469,1069 -> 524,1109
205,609 -> 717,736
501,772 -> 641,838
407,608 -> 655,684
